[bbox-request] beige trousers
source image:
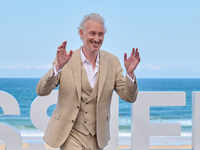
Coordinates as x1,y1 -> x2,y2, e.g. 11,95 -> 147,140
60,128 -> 103,150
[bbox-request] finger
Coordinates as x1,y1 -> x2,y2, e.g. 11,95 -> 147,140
135,48 -> 139,57
138,57 -> 141,62
131,48 -> 136,56
58,41 -> 67,49
66,50 -> 73,56
57,48 -> 65,52
57,49 -> 61,56
58,44 -> 64,49
57,49 -> 66,56
124,53 -> 127,61
63,41 -> 67,49
69,50 -> 73,56
58,45 -> 62,49
57,49 -> 61,53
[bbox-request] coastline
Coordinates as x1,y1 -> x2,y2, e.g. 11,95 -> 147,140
0,136 -> 192,149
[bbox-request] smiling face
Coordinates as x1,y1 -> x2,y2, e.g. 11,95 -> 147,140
79,20 -> 105,53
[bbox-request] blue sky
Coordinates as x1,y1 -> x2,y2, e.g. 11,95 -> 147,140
0,0 -> 199,78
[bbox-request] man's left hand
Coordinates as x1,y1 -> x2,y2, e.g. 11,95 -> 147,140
124,48 -> 140,79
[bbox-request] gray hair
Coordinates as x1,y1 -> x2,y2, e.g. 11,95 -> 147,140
78,13 -> 107,34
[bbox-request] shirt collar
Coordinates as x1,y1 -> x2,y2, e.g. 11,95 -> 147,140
80,47 -> 99,66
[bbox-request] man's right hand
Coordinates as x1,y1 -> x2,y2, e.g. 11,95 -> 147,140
56,41 -> 73,71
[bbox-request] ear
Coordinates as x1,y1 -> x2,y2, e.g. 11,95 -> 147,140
79,30 -> 84,39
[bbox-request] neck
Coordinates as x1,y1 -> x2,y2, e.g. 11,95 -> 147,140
82,46 -> 98,65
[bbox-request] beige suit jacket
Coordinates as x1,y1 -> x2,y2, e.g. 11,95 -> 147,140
36,48 -> 138,148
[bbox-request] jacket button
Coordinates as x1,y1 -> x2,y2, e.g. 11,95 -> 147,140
85,112 -> 87,114
86,102 -> 88,104
77,106 -> 79,109
72,120 -> 74,123
84,121 -> 86,123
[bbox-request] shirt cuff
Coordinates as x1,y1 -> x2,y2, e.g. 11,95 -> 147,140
126,73 -> 136,83
54,65 -> 62,76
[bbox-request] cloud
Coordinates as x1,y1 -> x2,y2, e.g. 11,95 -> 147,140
23,65 -> 32,69
1,64 -> 52,70
2,65 -> 22,69
147,64 -> 161,70
136,64 -> 162,71
36,65 -> 52,69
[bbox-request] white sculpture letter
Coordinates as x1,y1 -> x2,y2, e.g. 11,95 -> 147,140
104,91 -> 119,150
0,91 -> 22,150
192,91 -> 200,150
30,90 -> 58,132
131,92 -> 185,150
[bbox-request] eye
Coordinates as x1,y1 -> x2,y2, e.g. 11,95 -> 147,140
99,32 -> 104,37
90,32 -> 95,35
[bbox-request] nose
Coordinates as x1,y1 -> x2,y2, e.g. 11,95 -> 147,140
94,35 -> 100,42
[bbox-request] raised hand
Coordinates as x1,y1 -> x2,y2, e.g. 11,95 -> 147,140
124,48 -> 140,78
56,41 -> 73,71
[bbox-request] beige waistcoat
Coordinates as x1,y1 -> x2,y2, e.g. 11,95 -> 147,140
73,63 -> 99,136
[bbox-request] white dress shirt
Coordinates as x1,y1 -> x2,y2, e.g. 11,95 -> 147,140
54,48 -> 135,89
80,48 -> 99,89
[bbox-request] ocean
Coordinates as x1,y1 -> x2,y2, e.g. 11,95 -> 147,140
0,78 -> 200,138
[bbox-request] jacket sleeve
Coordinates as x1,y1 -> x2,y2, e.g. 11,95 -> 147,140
36,59 -> 60,96
114,58 -> 138,103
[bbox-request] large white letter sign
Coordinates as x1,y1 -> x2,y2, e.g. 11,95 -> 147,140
30,90 -> 58,149
0,90 -> 20,115
131,92 -> 185,150
104,91 -> 119,150
30,90 -> 58,132
0,123 -> 23,150
192,91 -> 200,150
0,91 -> 22,150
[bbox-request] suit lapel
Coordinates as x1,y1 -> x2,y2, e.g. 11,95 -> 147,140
97,51 -> 108,101
72,49 -> 82,102
72,49 -> 108,102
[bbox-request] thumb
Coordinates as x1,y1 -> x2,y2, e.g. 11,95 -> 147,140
69,50 -> 73,56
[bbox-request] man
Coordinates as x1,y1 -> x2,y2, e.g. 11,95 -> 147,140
36,13 -> 140,150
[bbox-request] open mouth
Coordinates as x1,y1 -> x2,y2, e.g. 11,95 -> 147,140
91,41 -> 100,46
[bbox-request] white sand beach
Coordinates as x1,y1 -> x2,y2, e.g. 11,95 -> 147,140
0,136 -> 192,149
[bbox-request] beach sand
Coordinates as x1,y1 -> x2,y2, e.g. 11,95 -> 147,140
118,145 -> 192,149
150,145 -> 191,149
0,143 -> 192,149
0,136 -> 192,150
0,143 -> 59,149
